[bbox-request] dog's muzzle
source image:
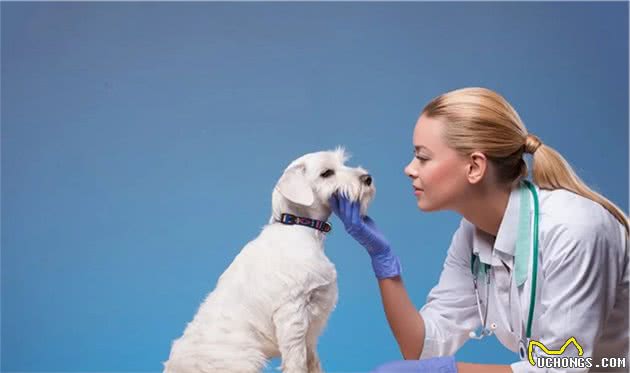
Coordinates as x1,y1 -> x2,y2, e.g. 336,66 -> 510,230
360,174 -> 372,186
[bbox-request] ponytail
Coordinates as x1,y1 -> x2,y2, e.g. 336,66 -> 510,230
526,135 -> 629,236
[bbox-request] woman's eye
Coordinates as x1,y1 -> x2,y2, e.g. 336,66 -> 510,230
415,155 -> 429,163
320,169 -> 335,178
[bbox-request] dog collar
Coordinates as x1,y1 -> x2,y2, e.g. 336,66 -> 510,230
278,213 -> 332,233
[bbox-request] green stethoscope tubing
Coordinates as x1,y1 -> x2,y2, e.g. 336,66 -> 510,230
525,179 -> 539,339
470,179 -> 539,340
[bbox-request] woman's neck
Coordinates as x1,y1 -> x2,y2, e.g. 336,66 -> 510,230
456,182 -> 514,237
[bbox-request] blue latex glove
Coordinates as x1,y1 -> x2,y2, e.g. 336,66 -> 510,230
371,357 -> 458,373
328,193 -> 402,279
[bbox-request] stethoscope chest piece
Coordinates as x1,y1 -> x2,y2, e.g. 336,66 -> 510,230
519,337 -> 528,361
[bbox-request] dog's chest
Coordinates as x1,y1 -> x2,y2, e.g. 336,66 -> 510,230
306,279 -> 338,317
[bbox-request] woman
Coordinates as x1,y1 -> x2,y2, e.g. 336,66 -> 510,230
329,87 -> 629,373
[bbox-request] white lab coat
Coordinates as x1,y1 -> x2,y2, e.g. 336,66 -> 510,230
418,182 -> 629,372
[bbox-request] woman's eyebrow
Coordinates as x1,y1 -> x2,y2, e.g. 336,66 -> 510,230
414,145 -> 432,154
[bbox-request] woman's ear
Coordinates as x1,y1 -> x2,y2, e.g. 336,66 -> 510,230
466,151 -> 488,184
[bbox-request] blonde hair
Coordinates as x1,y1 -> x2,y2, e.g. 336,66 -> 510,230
422,87 -> 629,235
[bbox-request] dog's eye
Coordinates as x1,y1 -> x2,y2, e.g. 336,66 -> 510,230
320,169 -> 335,178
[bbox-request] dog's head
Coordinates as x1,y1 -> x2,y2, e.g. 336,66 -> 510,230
270,147 -> 375,223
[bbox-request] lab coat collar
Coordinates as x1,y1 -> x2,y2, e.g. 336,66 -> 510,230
472,182 -> 523,263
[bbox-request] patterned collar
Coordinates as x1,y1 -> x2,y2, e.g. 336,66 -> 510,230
277,213 -> 332,233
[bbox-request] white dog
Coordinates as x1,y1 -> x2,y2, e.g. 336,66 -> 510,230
164,147 -> 375,373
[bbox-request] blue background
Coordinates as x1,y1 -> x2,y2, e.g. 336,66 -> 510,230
2,2 -> 628,372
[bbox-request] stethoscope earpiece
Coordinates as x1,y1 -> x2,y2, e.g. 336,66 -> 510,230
469,325 -> 495,340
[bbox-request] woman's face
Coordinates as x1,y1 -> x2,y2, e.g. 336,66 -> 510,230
404,114 -> 470,211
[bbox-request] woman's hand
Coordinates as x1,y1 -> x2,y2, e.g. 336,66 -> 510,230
329,193 -> 401,279
371,357 -> 457,373
328,193 -> 390,255
371,359 -> 512,373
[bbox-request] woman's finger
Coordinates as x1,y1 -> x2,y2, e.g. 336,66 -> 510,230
351,200 -> 361,226
339,193 -> 347,217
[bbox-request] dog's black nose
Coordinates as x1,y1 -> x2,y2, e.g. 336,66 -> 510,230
360,174 -> 372,186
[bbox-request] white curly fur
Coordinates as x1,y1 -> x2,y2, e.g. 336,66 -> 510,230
164,148 -> 375,373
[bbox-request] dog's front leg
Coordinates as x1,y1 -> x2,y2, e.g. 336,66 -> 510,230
306,344 -> 323,373
273,301 -> 309,373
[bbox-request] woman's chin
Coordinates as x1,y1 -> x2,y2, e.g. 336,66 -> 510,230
417,199 -> 438,212
417,199 -> 428,211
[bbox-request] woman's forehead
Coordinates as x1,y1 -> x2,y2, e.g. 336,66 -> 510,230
413,115 -> 446,152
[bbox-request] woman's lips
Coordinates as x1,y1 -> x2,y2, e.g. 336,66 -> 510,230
413,186 -> 424,195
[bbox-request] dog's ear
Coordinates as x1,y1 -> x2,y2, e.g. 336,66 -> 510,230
275,164 -> 314,206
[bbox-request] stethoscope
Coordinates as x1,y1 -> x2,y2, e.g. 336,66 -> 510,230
468,179 -> 540,361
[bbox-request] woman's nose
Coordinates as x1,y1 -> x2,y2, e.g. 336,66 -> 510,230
404,160 -> 417,178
